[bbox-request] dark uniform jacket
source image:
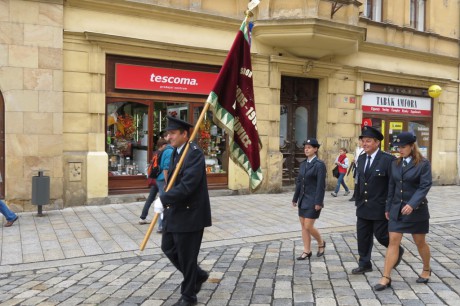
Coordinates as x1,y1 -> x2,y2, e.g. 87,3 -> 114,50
160,142 -> 212,233
386,158 -> 432,222
356,150 -> 395,220
292,157 -> 326,209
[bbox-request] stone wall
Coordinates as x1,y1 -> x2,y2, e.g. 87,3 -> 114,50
0,0 -> 64,211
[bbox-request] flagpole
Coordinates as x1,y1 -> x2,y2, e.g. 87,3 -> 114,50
140,4 -> 259,251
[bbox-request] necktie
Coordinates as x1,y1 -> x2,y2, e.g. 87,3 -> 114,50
364,155 -> 371,176
173,150 -> 179,167
403,159 -> 408,167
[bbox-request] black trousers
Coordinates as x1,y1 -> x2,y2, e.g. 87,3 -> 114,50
356,217 -> 389,268
161,229 -> 207,302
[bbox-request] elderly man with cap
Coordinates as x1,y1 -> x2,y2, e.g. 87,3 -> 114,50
351,126 -> 404,275
153,116 -> 211,306
374,132 -> 432,291
292,138 -> 327,260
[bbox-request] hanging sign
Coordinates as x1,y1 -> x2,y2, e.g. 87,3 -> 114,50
115,63 -> 218,95
362,92 -> 432,117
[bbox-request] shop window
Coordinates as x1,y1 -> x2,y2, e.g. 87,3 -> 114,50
410,0 -> 425,31
107,101 -> 149,176
409,121 -> 430,158
192,106 -> 227,175
388,121 -> 404,153
364,0 -> 382,22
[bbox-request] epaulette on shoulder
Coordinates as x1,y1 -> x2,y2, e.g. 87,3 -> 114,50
382,151 -> 394,158
190,142 -> 198,150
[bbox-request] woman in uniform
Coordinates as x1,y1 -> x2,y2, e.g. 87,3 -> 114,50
374,132 -> 432,291
292,138 -> 327,260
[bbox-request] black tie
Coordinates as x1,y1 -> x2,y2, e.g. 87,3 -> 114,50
403,159 -> 408,167
364,155 -> 371,176
173,150 -> 179,167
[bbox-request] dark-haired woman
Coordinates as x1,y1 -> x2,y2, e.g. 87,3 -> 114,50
374,132 -> 432,291
292,138 -> 327,260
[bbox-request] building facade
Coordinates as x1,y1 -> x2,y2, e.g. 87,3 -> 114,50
1,0 -> 459,210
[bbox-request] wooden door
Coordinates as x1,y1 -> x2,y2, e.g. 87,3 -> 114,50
280,77 -> 318,185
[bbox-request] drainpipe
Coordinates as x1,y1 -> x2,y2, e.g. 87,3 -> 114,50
458,2 -> 460,185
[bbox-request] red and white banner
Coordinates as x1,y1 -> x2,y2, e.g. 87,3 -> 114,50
362,92 -> 432,117
115,64 -> 218,95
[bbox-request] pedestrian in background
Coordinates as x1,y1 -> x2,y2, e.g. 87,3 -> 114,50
139,138 -> 168,225
153,116 -> 211,306
349,138 -> 364,201
331,148 -> 350,197
292,138 -> 327,260
351,126 -> 404,275
0,172 -> 18,227
374,132 -> 432,291
155,132 -> 174,233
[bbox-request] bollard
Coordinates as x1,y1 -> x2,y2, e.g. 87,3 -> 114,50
31,170 -> 50,216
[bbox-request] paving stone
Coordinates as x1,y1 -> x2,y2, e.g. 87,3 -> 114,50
1,187 -> 460,305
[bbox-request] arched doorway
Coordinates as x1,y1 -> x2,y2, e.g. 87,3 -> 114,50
0,91 -> 4,198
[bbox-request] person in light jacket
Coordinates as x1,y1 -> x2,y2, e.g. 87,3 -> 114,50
374,132 -> 432,291
292,138 -> 327,260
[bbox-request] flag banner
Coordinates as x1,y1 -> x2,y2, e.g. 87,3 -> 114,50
206,19 -> 263,189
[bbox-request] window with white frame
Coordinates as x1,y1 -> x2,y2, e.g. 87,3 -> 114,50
363,0 -> 382,22
410,0 -> 425,31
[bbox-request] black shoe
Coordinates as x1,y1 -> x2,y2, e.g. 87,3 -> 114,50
394,246 -> 404,268
416,269 -> 431,283
172,298 -> 197,306
296,251 -> 312,260
374,276 -> 392,291
348,197 -> 355,202
317,241 -> 326,257
195,272 -> 209,294
351,266 -> 373,274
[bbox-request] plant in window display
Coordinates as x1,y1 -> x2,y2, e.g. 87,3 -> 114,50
198,116 -> 212,155
114,114 -> 136,152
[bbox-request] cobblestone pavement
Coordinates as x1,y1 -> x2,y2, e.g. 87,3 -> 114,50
0,186 -> 459,305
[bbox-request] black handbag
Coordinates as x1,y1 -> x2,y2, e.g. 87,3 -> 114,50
332,166 -> 339,178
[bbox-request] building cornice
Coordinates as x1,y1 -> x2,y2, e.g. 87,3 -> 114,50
360,42 -> 460,66
64,0 -> 242,31
64,31 -> 238,67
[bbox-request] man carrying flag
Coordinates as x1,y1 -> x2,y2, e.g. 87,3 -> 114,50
142,3 -> 263,304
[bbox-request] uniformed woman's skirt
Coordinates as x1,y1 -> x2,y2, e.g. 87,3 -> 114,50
298,207 -> 321,219
388,219 -> 429,234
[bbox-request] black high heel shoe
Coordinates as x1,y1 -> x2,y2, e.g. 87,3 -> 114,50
416,269 -> 431,283
296,251 -> 312,260
317,241 -> 326,257
374,276 -> 392,291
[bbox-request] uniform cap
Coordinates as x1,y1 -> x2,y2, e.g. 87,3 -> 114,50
303,138 -> 320,148
393,132 -> 416,146
359,126 -> 384,141
165,116 -> 194,131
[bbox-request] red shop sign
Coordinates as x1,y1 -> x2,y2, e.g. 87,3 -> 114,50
115,63 -> 218,95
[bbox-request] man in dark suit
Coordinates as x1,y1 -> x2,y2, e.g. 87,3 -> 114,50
351,126 -> 403,274
153,116 -> 212,306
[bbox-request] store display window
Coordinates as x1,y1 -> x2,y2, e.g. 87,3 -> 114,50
107,101 -> 150,177
192,106 -> 228,175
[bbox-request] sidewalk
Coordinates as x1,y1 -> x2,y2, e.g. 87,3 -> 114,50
0,186 -> 459,305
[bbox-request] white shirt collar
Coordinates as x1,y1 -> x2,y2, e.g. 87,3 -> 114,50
177,143 -> 186,154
